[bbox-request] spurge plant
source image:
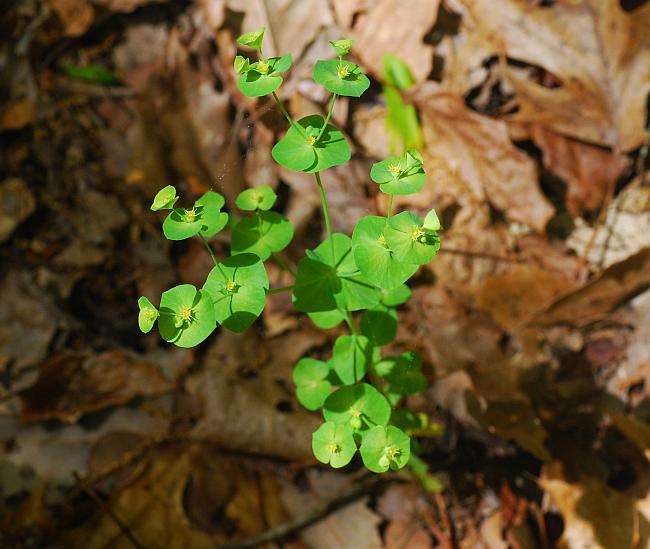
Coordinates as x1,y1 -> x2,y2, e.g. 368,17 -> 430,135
138,28 -> 442,477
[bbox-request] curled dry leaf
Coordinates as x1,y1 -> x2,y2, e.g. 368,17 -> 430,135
447,0 -> 650,151
530,248 -> 650,327
531,126 -> 630,216
19,351 -> 174,423
412,84 -> 554,232
332,0 -> 439,82
0,99 -> 36,131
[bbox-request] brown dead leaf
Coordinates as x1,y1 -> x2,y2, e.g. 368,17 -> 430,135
332,0 -> 439,82
186,329 -> 325,460
281,470 -> 384,549
531,126 -> 631,216
48,0 -> 93,37
540,474 -> 649,549
448,0 -> 650,151
531,248 -> 650,327
20,351 -> 174,423
0,99 -> 36,131
0,178 -> 36,243
470,264 -> 574,330
228,0 -> 333,59
413,84 -> 554,231
94,0 -> 163,12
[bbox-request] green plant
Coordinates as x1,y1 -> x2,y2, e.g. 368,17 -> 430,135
138,29 -> 442,476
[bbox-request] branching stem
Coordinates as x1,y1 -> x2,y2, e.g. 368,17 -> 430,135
387,194 -> 394,219
316,93 -> 337,143
271,253 -> 297,277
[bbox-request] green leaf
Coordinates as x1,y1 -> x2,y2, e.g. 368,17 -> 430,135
374,351 -> 426,395
313,60 -> 370,98
329,39 -> 353,57
308,309 -> 345,329
137,296 -> 158,333
377,284 -> 412,306
293,358 -> 331,411
195,191 -> 228,237
293,233 -> 379,314
231,211 -> 293,261
151,185 -> 178,211
237,27 -> 265,49
311,421 -> 357,468
352,216 -> 418,289
272,115 -> 350,173
162,208 -> 204,240
63,63 -> 120,86
323,383 -> 391,433
422,208 -> 441,232
360,306 -> 397,346
235,185 -> 277,211
360,425 -> 410,473
236,54 -> 292,97
382,54 -> 416,90
234,55 -> 250,74
203,253 -> 268,333
370,152 -> 426,195
158,285 -> 216,348
384,211 -> 440,265
329,334 -> 371,385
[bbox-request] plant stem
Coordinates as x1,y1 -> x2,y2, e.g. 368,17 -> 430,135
345,310 -> 357,335
272,90 -> 301,134
315,171 -> 335,259
272,253 -> 297,277
267,285 -> 294,295
387,194 -> 394,219
198,234 -> 218,265
316,93 -> 337,143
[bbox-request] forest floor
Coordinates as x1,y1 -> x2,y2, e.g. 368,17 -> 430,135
1,1 -> 650,548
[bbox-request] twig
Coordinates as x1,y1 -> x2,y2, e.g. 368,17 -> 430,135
74,473 -> 145,549
215,477 -> 392,549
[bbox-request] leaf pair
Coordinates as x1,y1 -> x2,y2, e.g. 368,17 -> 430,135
152,187 -> 228,241
352,211 -> 440,289
203,253 -> 269,333
370,149 -> 426,195
236,53 -> 293,97
231,210 -> 293,261
158,285 -> 216,348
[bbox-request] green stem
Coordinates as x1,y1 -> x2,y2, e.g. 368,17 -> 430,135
387,194 -> 394,219
198,234 -> 218,266
272,253 -> 297,278
272,91 -> 302,135
344,310 -> 357,335
268,285 -> 294,295
315,171 -> 335,259
316,93 -> 337,143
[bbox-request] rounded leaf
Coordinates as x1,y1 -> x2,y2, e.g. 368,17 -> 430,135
360,425 -> 410,473
203,253 -> 269,333
323,383 -> 391,432
231,211 -> 293,261
329,334 -> 371,385
158,285 -> 216,348
384,211 -> 440,265
377,284 -> 412,306
151,185 -> 178,211
370,156 -> 426,195
195,191 -> 227,237
137,296 -> 158,333
352,216 -> 418,289
162,209 -> 203,240
360,306 -> 397,346
313,60 -> 370,98
312,421 -> 357,468
237,27 -> 265,49
272,115 -> 350,173
236,185 -> 277,211
293,358 -> 331,411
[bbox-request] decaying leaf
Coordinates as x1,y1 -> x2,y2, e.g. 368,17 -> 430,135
413,84 -> 554,232
20,351 -> 174,423
332,0 -> 439,82
48,0 -> 94,37
447,0 -> 650,151
0,178 -> 36,243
